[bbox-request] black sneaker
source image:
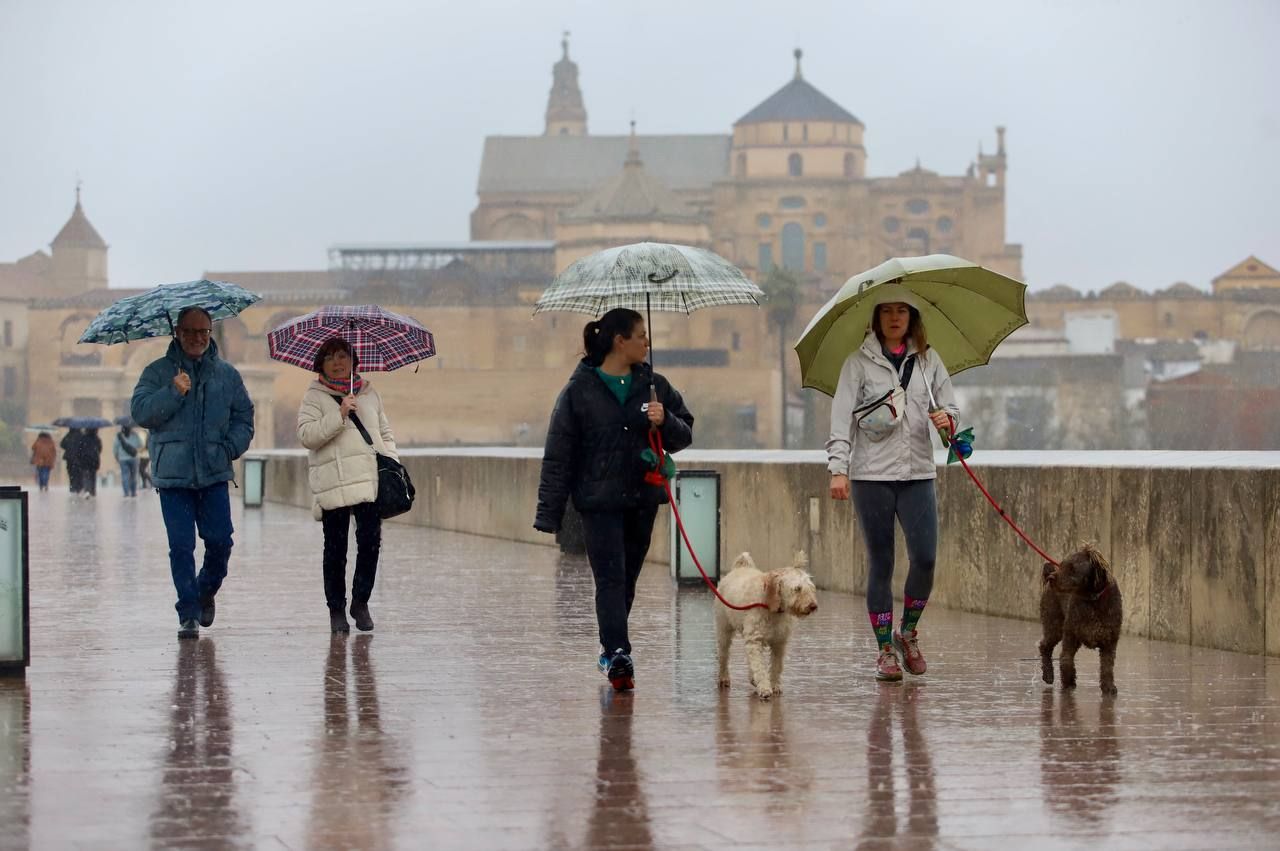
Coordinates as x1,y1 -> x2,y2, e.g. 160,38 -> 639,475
177,619 -> 199,639
198,595 -> 216,628
330,610 -> 350,634
350,602 -> 374,632
605,649 -> 634,692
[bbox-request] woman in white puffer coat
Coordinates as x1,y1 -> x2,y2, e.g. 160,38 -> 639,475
297,337 -> 399,634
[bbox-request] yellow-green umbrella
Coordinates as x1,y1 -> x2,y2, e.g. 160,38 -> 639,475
795,254 -> 1028,396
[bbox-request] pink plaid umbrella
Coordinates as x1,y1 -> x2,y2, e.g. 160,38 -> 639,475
267,306 -> 436,377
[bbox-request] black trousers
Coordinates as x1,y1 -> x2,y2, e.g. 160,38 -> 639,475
580,505 -> 658,655
321,502 -> 382,612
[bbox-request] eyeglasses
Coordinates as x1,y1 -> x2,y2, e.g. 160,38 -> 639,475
178,328 -> 212,338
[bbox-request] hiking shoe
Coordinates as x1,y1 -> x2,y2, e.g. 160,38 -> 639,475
605,649 -> 634,691
177,619 -> 199,640
893,629 -> 927,676
198,594 -> 216,628
875,646 -> 903,682
597,652 -> 610,675
330,610 -> 350,634
350,602 -> 374,632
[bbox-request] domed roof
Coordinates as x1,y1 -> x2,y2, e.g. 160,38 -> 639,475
1033,284 -> 1083,300
1099,280 -> 1144,298
735,50 -> 861,126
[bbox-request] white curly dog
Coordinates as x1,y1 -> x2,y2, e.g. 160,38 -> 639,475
716,551 -> 818,700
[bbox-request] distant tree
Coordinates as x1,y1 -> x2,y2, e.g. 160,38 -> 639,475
760,267 -> 801,447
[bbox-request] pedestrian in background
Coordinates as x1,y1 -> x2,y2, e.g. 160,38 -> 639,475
30,431 -> 56,491
534,308 -> 694,692
131,306 -> 255,639
297,337 -> 399,634
115,423 -> 143,497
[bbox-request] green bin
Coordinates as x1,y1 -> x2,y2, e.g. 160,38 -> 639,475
669,470 -> 720,584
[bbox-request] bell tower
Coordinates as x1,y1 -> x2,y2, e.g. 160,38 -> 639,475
545,32 -> 588,136
49,184 -> 108,296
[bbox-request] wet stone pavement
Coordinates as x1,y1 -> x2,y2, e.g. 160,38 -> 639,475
2,485 -> 1279,850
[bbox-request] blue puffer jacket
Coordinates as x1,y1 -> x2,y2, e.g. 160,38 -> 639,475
130,338 -> 255,489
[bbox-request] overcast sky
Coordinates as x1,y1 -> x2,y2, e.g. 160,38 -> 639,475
1,0 -> 1276,292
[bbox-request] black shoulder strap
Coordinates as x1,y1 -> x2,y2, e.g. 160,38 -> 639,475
900,354 -> 917,390
331,394 -> 373,446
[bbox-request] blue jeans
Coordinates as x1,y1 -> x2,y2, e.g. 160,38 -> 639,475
34,466 -> 51,489
119,459 -> 139,496
159,483 -> 234,622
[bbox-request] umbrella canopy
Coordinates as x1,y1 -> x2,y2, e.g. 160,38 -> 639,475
114,415 -> 136,428
266,305 -> 437,373
533,242 -> 763,317
52,416 -> 112,429
78,279 -> 262,345
795,254 -> 1028,396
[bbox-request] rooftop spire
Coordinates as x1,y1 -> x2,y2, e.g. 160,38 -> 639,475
545,31 -> 588,136
794,47 -> 803,80
625,119 -> 641,166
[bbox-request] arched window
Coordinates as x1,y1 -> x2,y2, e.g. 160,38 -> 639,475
843,153 -> 855,177
906,227 -> 930,254
781,223 -> 805,271
788,153 -> 803,177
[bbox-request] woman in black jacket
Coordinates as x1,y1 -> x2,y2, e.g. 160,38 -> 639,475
535,308 -> 694,691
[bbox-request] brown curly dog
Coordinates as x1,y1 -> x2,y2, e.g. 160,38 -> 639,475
1038,544 -> 1123,696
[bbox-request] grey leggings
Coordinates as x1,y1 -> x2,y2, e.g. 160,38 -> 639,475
852,479 -> 938,612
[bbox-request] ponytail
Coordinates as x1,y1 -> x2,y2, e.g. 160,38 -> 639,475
582,308 -> 643,366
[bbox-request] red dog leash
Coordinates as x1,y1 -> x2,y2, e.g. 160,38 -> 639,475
647,428 -> 767,611
937,415 -> 1059,567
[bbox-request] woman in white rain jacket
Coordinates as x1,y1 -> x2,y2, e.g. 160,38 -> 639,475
827,296 -> 959,683
297,337 -> 399,635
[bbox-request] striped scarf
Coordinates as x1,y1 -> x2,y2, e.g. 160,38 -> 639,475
319,373 -> 364,396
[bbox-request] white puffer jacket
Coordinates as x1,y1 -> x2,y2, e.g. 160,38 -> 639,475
826,333 -> 959,481
297,379 -> 399,520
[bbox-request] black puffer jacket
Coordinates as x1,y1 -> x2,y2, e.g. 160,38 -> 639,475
535,359 -> 694,532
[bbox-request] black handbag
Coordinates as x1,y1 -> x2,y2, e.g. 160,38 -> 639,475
337,397 -> 416,519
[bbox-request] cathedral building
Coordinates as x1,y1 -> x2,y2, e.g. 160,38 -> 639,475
472,40 -> 1023,287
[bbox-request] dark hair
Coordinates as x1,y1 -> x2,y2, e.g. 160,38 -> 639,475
582,308 -> 644,367
175,306 -> 213,328
871,302 -> 929,354
312,337 -> 359,374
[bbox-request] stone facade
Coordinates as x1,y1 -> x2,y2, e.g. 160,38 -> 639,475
473,44 -> 1022,288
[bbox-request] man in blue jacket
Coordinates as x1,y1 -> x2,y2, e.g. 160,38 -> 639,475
131,307 -> 255,639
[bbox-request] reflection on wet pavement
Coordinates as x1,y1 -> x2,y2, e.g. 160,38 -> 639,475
7,486 -> 1280,849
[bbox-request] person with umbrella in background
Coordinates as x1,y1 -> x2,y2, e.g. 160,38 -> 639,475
295,337 -> 400,634
131,306 -> 255,640
60,426 -> 101,498
534,308 -> 694,692
29,431 -> 56,491
114,421 -> 144,497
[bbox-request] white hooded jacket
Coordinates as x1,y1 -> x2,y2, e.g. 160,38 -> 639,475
826,332 -> 960,481
297,379 -> 399,519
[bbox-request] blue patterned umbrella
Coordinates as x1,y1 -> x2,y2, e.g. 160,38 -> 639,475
78,279 -> 262,344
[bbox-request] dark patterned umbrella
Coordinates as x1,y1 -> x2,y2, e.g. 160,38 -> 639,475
266,305 -> 436,373
78,279 -> 261,344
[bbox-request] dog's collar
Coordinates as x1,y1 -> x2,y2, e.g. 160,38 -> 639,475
1090,583 -> 1113,602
